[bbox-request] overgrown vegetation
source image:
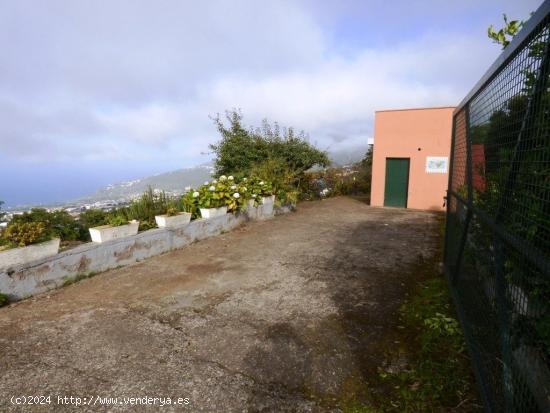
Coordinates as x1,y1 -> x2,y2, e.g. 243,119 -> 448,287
63,271 -> 98,287
9,208 -> 88,242
2,222 -> 49,247
343,215 -> 478,412
107,214 -> 130,227
375,277 -> 476,411
473,11 -> 550,363
78,209 -> 109,230
300,147 -> 372,200
344,276 -> 478,413
209,110 -> 372,205
248,158 -> 299,206
118,187 -> 170,231
208,110 -> 330,206
166,206 -> 180,217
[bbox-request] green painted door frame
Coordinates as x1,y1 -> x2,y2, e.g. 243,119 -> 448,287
384,158 -> 410,208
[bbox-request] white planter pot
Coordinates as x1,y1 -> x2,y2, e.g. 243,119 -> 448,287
261,195 -> 276,205
200,206 -> 228,219
247,199 -> 257,209
89,221 -> 139,243
0,238 -> 60,269
155,212 -> 192,228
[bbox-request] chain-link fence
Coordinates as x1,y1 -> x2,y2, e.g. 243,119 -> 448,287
444,2 -> 550,412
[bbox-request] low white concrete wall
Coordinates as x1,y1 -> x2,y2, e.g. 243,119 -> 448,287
0,204 -> 284,301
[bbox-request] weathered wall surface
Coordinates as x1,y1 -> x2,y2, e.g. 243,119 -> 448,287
0,205 -> 283,301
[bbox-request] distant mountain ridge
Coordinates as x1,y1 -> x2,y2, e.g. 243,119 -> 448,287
329,145 -> 369,166
80,146 -> 368,202
5,144 -> 368,211
79,165 -> 214,202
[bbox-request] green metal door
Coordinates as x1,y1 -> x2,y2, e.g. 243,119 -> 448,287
384,158 -> 409,208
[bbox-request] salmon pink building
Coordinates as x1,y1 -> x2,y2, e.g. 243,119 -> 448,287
370,107 -> 454,211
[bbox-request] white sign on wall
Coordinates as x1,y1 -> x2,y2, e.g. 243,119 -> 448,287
426,156 -> 448,173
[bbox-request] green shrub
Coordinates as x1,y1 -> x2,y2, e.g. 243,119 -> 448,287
166,206 -> 179,217
107,214 -> 129,227
121,187 -> 170,230
375,277 -> 473,411
180,190 -> 200,219
78,209 -> 109,229
193,176 -> 246,213
208,111 -> 334,207
2,222 -> 48,247
299,148 -> 372,201
10,208 -> 87,241
184,174 -> 278,215
249,158 -> 298,206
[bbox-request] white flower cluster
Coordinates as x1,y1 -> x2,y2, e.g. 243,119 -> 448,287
183,176 -> 273,215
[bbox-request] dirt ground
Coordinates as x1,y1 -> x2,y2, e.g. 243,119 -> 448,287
0,197 -> 441,412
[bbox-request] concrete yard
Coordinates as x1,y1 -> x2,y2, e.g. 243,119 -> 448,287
0,197 -> 441,412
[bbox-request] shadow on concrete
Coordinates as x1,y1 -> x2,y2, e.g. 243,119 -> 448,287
241,206 -> 441,411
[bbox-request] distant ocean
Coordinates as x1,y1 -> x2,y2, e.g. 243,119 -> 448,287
0,160 -> 181,209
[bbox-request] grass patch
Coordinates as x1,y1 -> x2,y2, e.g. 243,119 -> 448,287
0,292 -> 9,307
63,271 -> 98,287
368,276 -> 480,412
343,214 -> 480,412
343,401 -> 378,413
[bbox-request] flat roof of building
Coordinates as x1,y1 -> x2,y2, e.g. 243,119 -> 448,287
375,106 -> 456,113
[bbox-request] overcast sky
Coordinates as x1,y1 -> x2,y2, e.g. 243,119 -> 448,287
0,0 -> 541,206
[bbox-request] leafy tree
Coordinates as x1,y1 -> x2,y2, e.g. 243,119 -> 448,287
209,110 -> 329,176
0,200 -> 5,221
360,145 -> 373,169
356,146 -> 373,194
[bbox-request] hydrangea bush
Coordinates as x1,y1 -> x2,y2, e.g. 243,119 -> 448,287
182,175 -> 274,214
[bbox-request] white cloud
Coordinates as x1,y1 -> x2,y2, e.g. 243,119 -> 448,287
0,0 -> 534,165
184,32 -> 498,155
97,105 -> 185,144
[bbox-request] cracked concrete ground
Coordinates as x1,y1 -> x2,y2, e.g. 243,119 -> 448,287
0,197 -> 441,412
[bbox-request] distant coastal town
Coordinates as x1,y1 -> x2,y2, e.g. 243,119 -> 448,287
0,188 -> 186,228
